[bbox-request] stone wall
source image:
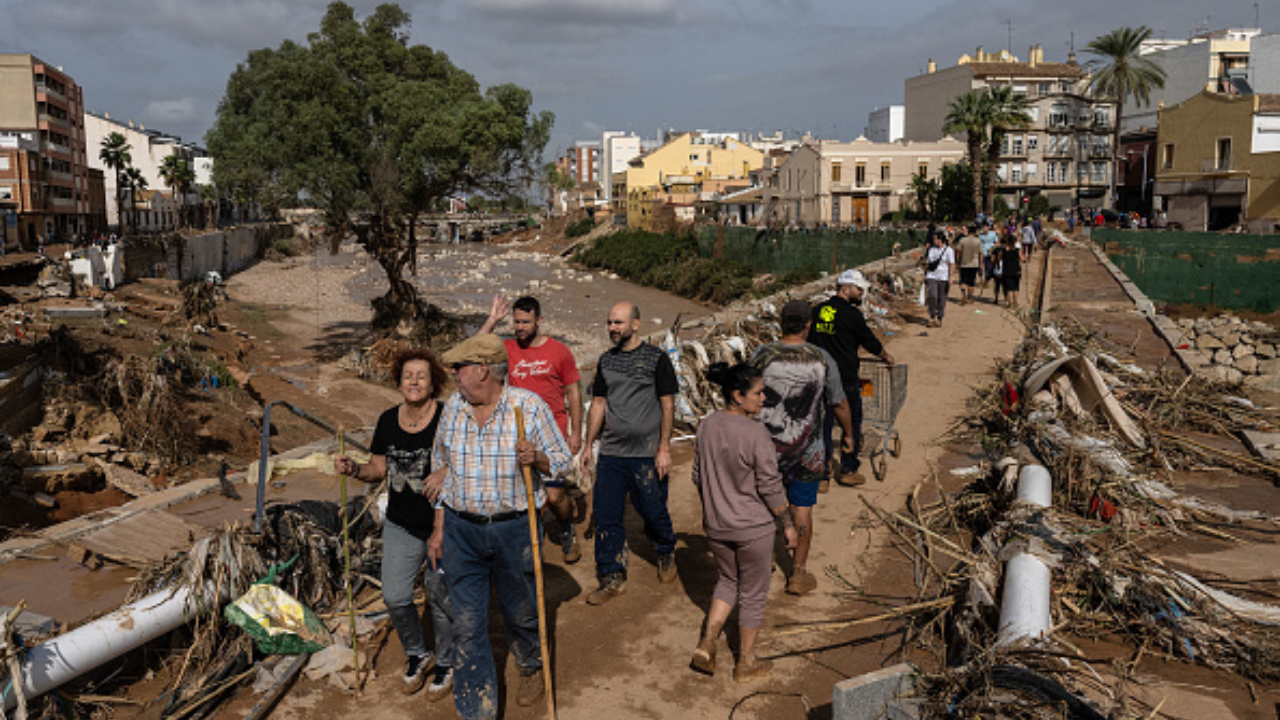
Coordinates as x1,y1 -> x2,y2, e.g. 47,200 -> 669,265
1175,314 -> 1280,385
122,224 -> 292,283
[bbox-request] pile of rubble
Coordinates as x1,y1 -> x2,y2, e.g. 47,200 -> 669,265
1177,313 -> 1279,384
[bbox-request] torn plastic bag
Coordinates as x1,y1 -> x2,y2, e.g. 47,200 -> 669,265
225,556 -> 332,655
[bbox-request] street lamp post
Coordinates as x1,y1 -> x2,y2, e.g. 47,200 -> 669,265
1126,148 -> 1149,203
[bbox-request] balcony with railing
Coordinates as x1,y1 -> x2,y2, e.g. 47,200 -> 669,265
34,83 -> 67,102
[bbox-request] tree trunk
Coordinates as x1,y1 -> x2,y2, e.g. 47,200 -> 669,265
969,135 -> 984,218
1110,100 -> 1123,210
985,129 -> 1005,216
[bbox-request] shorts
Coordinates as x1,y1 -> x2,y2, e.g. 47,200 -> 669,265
1003,274 -> 1022,292
959,267 -> 979,287
784,472 -> 823,508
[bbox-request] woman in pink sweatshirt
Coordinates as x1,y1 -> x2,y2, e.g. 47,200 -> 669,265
690,362 -> 798,682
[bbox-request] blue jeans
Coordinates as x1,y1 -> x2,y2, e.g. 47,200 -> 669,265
593,455 -> 677,579
381,519 -> 455,667
823,388 -> 863,474
443,509 -> 543,720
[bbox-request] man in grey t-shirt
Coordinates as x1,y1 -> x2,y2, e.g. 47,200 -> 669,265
581,301 -> 680,605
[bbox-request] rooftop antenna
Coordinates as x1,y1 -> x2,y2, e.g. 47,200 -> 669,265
1254,2 -> 1260,29
1004,20 -> 1013,54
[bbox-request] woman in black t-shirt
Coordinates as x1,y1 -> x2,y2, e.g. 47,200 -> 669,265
335,348 -> 456,700
998,236 -> 1022,308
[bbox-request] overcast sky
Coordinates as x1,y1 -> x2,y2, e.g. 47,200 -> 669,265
0,0 -> 1263,162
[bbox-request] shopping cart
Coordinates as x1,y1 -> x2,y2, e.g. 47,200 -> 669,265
858,361 -> 908,481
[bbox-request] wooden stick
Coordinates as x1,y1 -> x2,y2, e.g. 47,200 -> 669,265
771,596 -> 954,637
515,408 -> 556,720
338,428 -> 361,695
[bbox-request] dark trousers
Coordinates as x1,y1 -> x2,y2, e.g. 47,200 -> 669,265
823,387 -> 863,474
593,455 -> 677,578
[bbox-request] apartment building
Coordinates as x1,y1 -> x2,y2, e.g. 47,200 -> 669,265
1124,28 -> 1258,131
763,137 -> 966,227
905,46 -> 1115,209
83,111 -> 205,232
600,132 -> 641,205
1153,90 -> 1280,232
0,54 -> 94,248
865,106 -> 905,143
623,132 -> 763,230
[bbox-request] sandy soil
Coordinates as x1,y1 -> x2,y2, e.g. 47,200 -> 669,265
204,242 -> 1032,720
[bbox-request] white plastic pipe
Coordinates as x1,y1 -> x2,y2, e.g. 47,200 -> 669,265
1015,464 -> 1052,508
997,464 -> 1053,645
3,583 -> 218,711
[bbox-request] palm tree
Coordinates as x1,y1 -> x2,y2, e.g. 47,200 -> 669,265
943,90 -> 991,219
1087,26 -> 1167,206
99,133 -> 131,232
984,86 -> 1033,216
122,167 -> 148,234
159,156 -> 196,230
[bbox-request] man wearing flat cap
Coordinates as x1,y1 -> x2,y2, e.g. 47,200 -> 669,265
808,269 -> 893,488
428,333 -> 571,719
750,300 -> 853,596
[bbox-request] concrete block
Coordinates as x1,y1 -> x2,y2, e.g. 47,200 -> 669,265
0,606 -> 58,638
833,662 -> 918,720
44,305 -> 106,320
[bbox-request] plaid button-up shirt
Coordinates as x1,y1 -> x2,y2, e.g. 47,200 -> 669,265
432,385 -> 571,516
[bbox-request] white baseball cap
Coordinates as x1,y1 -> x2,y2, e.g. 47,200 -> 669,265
837,269 -> 871,291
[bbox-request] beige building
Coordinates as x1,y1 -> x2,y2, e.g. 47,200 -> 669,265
624,132 -> 763,229
905,46 -> 1115,209
1153,89 -> 1280,231
84,111 -> 205,232
763,138 -> 966,227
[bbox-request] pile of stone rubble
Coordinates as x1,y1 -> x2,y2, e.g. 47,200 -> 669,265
1178,313 -> 1279,384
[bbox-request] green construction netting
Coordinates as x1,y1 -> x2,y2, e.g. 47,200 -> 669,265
696,226 -> 912,275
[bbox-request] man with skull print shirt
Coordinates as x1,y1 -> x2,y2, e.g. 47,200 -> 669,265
750,299 -> 854,596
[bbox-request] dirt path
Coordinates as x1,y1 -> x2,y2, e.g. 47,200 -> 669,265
227,251 -> 1033,720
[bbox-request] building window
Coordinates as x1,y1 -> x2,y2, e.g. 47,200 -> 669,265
1162,143 -> 1175,169
1026,162 -> 1038,179
1011,136 -> 1024,156
1026,134 -> 1039,151
917,162 -> 928,178
831,164 -> 842,182
1092,162 -> 1107,182
1011,164 -> 1024,183
1046,163 -> 1057,183
0,185 -> 12,200
856,164 -> 867,185
1093,106 -> 1110,126
1049,104 -> 1069,128
880,162 -> 891,182
1216,138 -> 1232,170
1038,81 -> 1052,95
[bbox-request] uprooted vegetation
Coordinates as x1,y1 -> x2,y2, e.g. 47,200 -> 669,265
804,318 -> 1280,717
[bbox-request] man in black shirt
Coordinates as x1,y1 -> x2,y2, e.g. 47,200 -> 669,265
807,269 -> 894,487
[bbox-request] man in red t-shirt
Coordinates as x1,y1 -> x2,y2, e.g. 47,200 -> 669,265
479,294 -> 585,563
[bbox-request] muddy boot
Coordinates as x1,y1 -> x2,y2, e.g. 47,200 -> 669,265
586,572 -> 626,606
733,656 -> 773,683
690,635 -> 718,675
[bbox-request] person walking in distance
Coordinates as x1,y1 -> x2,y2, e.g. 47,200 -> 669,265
751,300 -> 854,595
478,294 -> 585,564
997,234 -> 1023,308
333,348 -> 456,701
956,224 -> 983,306
978,220 -> 999,298
581,302 -> 680,605
689,363 -> 796,682
430,334 -> 572,718
807,270 -> 894,489
924,230 -> 956,328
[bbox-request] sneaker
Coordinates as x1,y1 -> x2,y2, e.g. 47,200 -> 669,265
401,653 -> 435,695
836,471 -> 867,488
516,668 -> 545,707
733,657 -> 774,683
425,666 -> 453,701
562,532 -> 582,564
817,479 -> 831,494
656,553 -> 678,584
586,573 -> 626,605
690,635 -> 718,675
786,569 -> 817,596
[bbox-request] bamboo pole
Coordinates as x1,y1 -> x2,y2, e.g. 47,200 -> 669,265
338,429 -> 361,695
515,408 -> 556,720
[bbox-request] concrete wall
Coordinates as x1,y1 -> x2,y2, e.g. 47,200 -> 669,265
1250,34 -> 1280,93
122,223 -> 291,283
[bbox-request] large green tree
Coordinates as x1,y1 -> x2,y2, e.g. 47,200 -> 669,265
206,2 -> 553,333
1088,26 -> 1167,205
942,90 -> 990,219
983,86 -> 1033,215
99,132 -> 132,233
122,166 -> 148,233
